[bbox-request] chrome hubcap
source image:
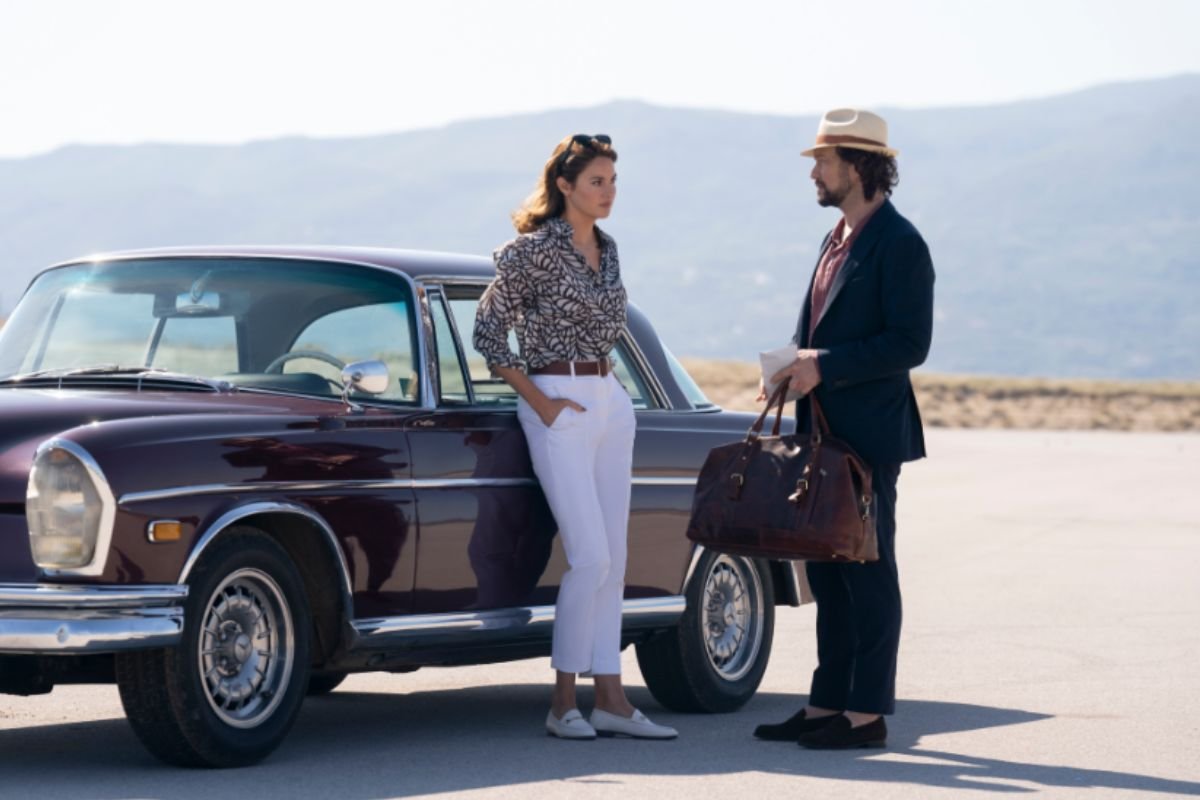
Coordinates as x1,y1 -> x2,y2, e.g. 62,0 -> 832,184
198,568 -> 294,729
701,555 -> 764,682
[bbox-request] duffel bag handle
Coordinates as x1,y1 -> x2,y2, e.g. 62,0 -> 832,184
809,392 -> 832,442
748,382 -> 790,441
749,372 -> 835,443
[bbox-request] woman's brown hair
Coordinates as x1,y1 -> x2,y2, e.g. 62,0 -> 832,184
512,135 -> 618,233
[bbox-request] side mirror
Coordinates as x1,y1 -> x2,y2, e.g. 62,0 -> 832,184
341,360 -> 389,395
340,360 -> 389,411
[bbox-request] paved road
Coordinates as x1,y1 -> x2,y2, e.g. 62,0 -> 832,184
2,429 -> 1198,799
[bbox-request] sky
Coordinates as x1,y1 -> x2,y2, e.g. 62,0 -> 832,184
1,0 -> 1198,159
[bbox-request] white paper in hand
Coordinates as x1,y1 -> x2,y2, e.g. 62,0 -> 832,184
759,344 -> 802,402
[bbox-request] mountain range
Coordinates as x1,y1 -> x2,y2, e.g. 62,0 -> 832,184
2,74 -> 1197,379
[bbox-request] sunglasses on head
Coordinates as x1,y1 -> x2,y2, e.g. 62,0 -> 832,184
557,133 -> 612,171
571,133 -> 611,147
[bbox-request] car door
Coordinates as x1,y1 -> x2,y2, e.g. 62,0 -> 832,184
406,284 -> 558,614
266,285 -> 422,621
408,282 -> 687,617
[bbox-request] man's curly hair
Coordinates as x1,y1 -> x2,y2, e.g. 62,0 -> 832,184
836,147 -> 899,201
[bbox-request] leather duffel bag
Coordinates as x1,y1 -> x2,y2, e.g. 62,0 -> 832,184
686,383 -> 878,562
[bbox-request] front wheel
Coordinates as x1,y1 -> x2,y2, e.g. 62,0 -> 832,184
636,550 -> 774,713
116,527 -> 311,767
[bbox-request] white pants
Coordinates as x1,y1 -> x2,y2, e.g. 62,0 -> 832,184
517,371 -> 636,675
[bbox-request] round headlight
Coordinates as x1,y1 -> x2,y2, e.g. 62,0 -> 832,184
27,443 -> 107,570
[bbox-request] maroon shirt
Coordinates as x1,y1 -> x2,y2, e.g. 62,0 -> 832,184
808,207 -> 879,341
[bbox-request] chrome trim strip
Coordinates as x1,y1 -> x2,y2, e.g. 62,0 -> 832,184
405,478 -> 538,489
414,281 -> 438,409
121,476 -> 693,505
48,250 -> 489,274
617,329 -> 672,410
121,477 -> 542,504
621,595 -> 687,619
632,476 -> 698,487
417,276 -> 492,287
352,596 -> 685,643
426,287 -> 474,405
0,609 -> 184,653
32,438 -> 117,578
0,583 -> 186,608
0,583 -> 186,653
354,606 -> 555,639
682,545 -> 706,592
177,502 -> 353,618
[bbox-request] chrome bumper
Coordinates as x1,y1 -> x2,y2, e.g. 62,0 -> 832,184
0,583 -> 187,654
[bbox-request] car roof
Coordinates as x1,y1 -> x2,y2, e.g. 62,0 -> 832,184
53,245 -> 497,281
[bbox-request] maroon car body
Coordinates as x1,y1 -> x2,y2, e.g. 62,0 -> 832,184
0,246 -> 803,766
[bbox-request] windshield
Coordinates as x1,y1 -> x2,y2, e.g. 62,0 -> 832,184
0,257 -> 420,402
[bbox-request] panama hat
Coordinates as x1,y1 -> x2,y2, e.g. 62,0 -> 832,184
801,108 -> 898,157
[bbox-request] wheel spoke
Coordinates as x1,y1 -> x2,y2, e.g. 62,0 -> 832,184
699,556 -> 764,681
196,567 -> 295,729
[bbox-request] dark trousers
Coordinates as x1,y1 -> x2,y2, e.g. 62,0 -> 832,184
805,462 -> 902,715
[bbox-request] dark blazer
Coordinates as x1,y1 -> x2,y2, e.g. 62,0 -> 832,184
792,199 -> 935,466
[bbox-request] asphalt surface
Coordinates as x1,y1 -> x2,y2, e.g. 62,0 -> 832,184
1,429 -> 1198,799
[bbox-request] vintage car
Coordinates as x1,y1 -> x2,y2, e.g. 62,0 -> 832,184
0,246 -> 804,767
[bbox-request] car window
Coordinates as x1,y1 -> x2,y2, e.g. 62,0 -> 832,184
152,316 -> 238,375
25,289 -> 153,373
429,292 -> 469,403
610,344 -> 652,409
0,259 -> 420,402
438,288 -> 656,409
20,291 -> 238,377
446,295 -> 517,405
662,343 -> 715,409
287,301 -> 417,402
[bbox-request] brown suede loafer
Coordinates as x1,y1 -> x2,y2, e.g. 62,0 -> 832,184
797,715 -> 887,749
753,709 -> 839,741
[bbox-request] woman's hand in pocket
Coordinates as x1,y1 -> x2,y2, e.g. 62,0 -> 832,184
539,397 -> 586,427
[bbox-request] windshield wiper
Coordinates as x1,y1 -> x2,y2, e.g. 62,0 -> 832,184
3,364 -> 161,381
0,364 -> 228,391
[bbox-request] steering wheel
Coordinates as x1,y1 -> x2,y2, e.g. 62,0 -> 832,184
263,350 -> 347,392
265,350 -> 346,374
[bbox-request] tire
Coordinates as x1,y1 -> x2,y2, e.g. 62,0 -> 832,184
306,672 -> 347,696
636,549 -> 774,713
116,527 -> 311,768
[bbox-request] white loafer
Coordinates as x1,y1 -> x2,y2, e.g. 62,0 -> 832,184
590,708 -> 678,739
546,709 -> 597,740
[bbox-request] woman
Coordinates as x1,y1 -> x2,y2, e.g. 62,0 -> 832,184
473,134 -> 677,741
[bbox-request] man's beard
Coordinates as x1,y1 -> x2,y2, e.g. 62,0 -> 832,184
816,181 -> 848,208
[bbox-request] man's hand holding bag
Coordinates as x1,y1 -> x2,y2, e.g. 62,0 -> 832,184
685,383 -> 878,562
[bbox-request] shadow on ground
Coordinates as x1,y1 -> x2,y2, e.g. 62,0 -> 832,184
1,685 -> 1195,797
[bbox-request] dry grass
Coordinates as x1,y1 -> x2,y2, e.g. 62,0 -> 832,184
681,358 -> 1200,432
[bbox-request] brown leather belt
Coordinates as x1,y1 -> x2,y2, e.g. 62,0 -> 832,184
529,359 -> 611,377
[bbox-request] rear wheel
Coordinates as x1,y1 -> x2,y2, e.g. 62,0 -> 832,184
636,550 -> 774,712
116,527 -> 311,767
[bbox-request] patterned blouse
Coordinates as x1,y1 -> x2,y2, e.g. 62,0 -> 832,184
473,216 -> 628,372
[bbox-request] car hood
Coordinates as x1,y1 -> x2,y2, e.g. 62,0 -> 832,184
0,386 -> 392,582
0,387 -> 340,500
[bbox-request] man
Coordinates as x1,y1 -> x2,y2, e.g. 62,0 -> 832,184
754,108 -> 934,749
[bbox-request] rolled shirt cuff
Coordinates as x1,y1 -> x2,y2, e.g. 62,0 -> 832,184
486,355 -> 527,376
